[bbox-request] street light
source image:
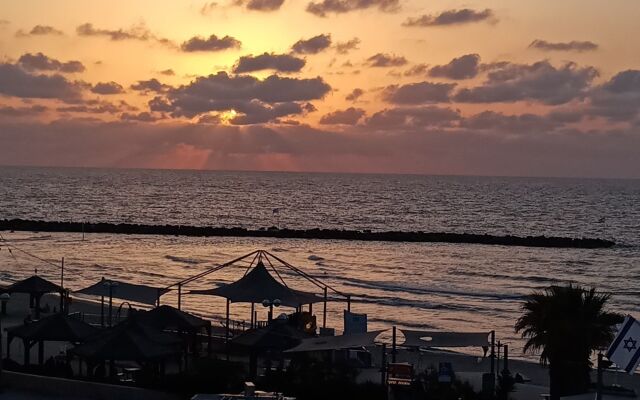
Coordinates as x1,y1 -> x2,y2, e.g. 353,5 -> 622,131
262,298 -> 281,323
0,292 -> 11,385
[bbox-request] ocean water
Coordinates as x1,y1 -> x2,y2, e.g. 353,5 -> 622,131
1,166 -> 639,360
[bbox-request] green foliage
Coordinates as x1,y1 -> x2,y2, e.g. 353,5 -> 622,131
515,285 -> 623,399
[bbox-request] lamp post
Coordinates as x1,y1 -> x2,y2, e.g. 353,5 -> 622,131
103,280 -> 118,327
0,292 -> 11,386
262,299 -> 281,323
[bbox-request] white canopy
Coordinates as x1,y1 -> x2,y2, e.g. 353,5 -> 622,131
401,330 -> 490,348
75,278 -> 166,305
285,330 -> 384,353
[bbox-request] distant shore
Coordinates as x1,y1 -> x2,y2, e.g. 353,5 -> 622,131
0,219 -> 615,249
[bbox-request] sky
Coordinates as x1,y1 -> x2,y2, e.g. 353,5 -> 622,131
1,0 -> 639,178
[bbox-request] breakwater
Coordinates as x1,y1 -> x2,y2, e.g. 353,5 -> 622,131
0,219 -> 615,249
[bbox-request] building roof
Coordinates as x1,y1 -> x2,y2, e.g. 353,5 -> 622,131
6,275 -> 64,295
7,313 -> 98,342
135,305 -> 210,332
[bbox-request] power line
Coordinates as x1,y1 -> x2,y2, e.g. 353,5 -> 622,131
0,233 -> 61,269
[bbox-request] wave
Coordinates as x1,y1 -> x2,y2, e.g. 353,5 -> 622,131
333,276 -> 523,301
165,255 -> 203,264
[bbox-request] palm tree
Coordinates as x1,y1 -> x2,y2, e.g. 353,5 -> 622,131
515,285 -> 622,400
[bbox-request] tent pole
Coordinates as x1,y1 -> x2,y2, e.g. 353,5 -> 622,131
60,257 -> 64,312
100,296 -> 104,328
323,287 -> 327,328
490,330 -> 496,375
250,302 -> 255,329
108,285 -> 113,328
347,295 -> 351,312
392,326 -> 397,363
178,284 -> 182,310
309,303 -> 313,314
225,298 -> 230,361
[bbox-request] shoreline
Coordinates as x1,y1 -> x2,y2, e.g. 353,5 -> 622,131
0,219 -> 615,249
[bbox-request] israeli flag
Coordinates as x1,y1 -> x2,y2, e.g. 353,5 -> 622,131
606,315 -> 640,374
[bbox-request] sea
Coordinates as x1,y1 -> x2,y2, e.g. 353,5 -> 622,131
1,166 -> 639,361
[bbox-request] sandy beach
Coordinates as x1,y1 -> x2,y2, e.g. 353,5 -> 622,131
2,290 -> 639,400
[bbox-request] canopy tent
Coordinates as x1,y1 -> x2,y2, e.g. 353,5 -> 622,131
190,261 -> 322,307
6,275 -> 65,318
75,278 -> 167,305
6,313 -> 98,365
285,330 -> 384,353
400,330 -> 491,348
71,319 -> 182,362
135,305 -> 210,332
232,319 -> 312,351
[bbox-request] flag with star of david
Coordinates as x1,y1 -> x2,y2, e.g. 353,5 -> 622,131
606,315 -> 640,374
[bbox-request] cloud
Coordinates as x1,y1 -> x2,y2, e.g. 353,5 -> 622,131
454,60 -> 598,105
404,64 -> 428,77
16,25 -> 64,37
366,106 -> 461,130
149,71 -> 330,123
91,81 -> 125,95
319,107 -> 365,124
382,82 -> 455,104
586,70 -> 640,121
233,53 -> 305,73
200,2 -> 219,15
460,110 -> 559,133
76,23 -> 175,48
367,53 -> 408,67
403,9 -> 495,27
120,112 -> 159,122
130,78 -> 171,93
18,53 -> 85,73
0,63 -> 84,101
529,39 -> 599,52
180,34 -> 241,52
292,34 -> 332,54
0,105 -> 47,117
345,88 -> 364,101
306,0 -> 400,17
239,0 -> 285,11
335,38 -> 360,54
429,54 -> 480,80
159,69 -> 175,76
57,103 -> 121,114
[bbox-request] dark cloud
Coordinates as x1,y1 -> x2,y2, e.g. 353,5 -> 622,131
306,0 -> 400,17
345,88 -> 364,101
335,38 -> 360,54
0,63 -> 84,101
149,71 -> 330,123
0,105 -> 47,117
241,0 -> 285,11
91,81 -> 125,95
382,82 -> 455,104
367,53 -> 408,67
587,70 -> 640,121
180,34 -> 241,52
16,25 -> 64,37
404,64 -> 428,76
403,9 -> 495,27
292,34 -> 332,54
233,53 -> 305,73
18,53 -> 85,73
454,61 -> 598,105
130,78 -> 171,93
429,54 -> 480,80
159,69 -> 175,76
529,39 -> 598,52
319,107 -> 365,125
121,112 -> 159,122
76,23 -> 175,48
460,110 -> 559,133
366,106 -> 461,130
57,103 -> 121,114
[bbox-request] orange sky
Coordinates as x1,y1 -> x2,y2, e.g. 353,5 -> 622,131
0,0 -> 639,177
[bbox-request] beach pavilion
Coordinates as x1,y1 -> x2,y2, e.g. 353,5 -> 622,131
165,250 -> 350,347
5,312 -> 98,366
5,275 -> 65,319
